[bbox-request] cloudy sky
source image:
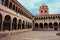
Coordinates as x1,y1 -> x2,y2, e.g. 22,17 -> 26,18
17,0 -> 60,15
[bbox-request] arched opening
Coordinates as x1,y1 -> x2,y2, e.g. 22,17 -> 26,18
0,14 -> 2,31
18,19 -> 21,29
12,17 -> 17,30
16,6 -> 18,12
59,23 -> 60,28
26,22 -> 28,29
54,22 -> 58,30
4,0 -> 9,7
39,23 -> 43,29
3,15 -> 11,31
28,22 -> 30,29
22,21 -> 25,29
44,23 -> 48,28
30,23 -> 32,28
49,23 -> 53,28
35,23 -> 38,28
9,2 -> 12,9
13,4 -> 15,10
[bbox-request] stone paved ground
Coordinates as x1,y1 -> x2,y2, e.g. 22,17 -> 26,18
22,31 -> 60,40
0,31 -> 60,40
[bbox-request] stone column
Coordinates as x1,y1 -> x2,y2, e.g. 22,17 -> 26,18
16,21 -> 18,30
58,24 -> 59,30
8,0 -> 10,8
1,16 -> 4,31
43,24 -> 44,30
10,20 -> 12,31
7,0 -> 9,7
53,24 -> 54,31
38,24 -> 40,29
24,22 -> 26,29
21,21 -> 22,30
26,23 -> 27,29
48,25 -> 49,30
1,20 -> 3,31
31,24 -> 33,29
48,25 -> 50,30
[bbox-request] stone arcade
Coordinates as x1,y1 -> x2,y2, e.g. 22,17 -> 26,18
34,4 -> 60,31
0,0 -> 60,32
0,0 -> 33,31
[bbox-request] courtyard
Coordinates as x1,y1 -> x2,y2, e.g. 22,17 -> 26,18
22,31 -> 60,40
0,31 -> 60,40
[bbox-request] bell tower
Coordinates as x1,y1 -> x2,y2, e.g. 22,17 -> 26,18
39,4 -> 49,14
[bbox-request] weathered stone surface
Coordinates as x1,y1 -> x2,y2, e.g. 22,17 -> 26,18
0,31 -> 60,40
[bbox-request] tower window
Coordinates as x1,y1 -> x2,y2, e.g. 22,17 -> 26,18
45,10 -> 47,12
41,11 -> 43,13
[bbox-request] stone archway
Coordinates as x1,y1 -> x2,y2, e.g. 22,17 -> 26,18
12,17 -> 17,30
22,21 -> 25,29
59,23 -> 60,28
4,0 -> 9,7
0,14 -> 2,31
28,23 -> 30,29
54,22 -> 58,30
3,15 -> 11,31
39,23 -> 43,29
44,23 -> 48,29
35,23 -> 38,28
49,23 -> 53,28
18,19 -> 21,29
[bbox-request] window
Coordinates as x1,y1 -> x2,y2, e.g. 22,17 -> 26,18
45,10 -> 46,12
4,0 -> 9,7
41,11 -> 43,13
13,4 -> 15,10
9,2 -> 12,9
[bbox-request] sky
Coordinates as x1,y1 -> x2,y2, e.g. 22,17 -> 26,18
17,0 -> 60,15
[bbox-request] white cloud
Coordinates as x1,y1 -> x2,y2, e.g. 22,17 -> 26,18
17,0 -> 41,9
17,0 -> 60,14
48,2 -> 60,14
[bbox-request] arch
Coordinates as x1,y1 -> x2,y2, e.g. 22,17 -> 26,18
0,14 -> 2,31
22,20 -> 25,29
4,0 -> 9,7
58,16 -> 60,19
39,23 -> 43,29
30,23 -> 32,28
59,23 -> 60,28
18,19 -> 21,29
13,4 -> 15,10
12,17 -> 17,30
49,23 -> 53,28
35,23 -> 38,28
28,22 -> 29,29
53,16 -> 55,19
3,15 -> 11,31
16,6 -> 18,12
9,2 -> 12,9
54,22 -> 58,30
44,23 -> 48,28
